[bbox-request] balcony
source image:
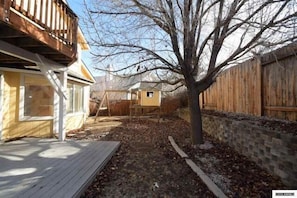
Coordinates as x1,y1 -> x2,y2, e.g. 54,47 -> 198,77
0,0 -> 78,67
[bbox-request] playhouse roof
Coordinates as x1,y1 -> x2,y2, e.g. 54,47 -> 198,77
129,81 -> 162,91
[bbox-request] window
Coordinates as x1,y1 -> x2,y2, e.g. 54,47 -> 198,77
147,91 -> 154,98
21,75 -> 54,119
67,83 -> 84,113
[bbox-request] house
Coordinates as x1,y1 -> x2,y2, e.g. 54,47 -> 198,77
91,69 -> 163,118
0,0 -> 95,141
91,69 -> 162,100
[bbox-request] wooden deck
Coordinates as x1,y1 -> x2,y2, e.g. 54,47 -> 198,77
0,138 -> 120,198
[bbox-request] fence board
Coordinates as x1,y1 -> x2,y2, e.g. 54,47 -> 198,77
262,56 -> 297,121
201,52 -> 297,121
202,59 -> 262,116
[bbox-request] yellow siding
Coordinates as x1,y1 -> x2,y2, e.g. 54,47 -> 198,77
81,63 -> 94,82
65,114 -> 85,132
25,75 -> 51,84
140,90 -> 161,106
1,71 -> 53,140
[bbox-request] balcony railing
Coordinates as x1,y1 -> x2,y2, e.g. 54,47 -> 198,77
11,0 -> 77,45
0,0 -> 78,65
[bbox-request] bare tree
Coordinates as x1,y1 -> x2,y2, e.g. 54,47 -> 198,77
83,0 -> 297,145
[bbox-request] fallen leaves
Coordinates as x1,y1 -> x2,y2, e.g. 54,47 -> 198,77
70,116 -> 287,198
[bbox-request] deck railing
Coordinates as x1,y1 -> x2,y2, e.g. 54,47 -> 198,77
3,0 -> 78,47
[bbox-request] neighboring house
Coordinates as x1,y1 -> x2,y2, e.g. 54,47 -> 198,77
0,0 -> 95,141
91,69 -> 160,100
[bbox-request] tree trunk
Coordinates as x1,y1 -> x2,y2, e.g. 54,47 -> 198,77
187,87 -> 203,145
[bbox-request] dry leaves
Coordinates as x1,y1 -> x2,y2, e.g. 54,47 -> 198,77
69,117 -> 286,198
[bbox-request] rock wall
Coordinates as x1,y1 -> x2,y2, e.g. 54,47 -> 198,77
178,108 -> 297,188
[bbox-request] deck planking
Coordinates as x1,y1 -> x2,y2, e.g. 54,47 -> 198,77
0,138 -> 120,198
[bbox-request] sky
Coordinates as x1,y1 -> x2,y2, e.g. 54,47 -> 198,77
67,0 -> 104,77
67,0 -> 296,78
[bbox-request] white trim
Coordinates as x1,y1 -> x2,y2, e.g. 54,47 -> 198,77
10,7 -> 45,31
67,75 -> 93,85
66,112 -> 86,117
0,67 -> 91,86
84,86 -> 90,116
58,71 -> 67,141
19,73 -> 54,121
19,74 -> 25,121
18,116 -> 54,121
0,67 -> 42,74
66,82 -> 86,114
53,89 -> 59,134
0,73 -> 4,140
0,67 -> 92,86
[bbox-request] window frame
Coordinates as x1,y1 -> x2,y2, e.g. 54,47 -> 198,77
19,74 -> 54,121
146,91 -> 154,98
66,82 -> 85,115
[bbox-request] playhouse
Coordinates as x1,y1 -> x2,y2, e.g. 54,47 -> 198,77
94,81 -> 162,120
129,82 -> 162,119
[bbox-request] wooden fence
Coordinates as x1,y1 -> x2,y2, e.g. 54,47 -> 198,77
200,43 -> 297,121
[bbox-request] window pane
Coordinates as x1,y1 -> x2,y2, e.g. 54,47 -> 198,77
24,85 -> 54,116
74,85 -> 83,112
147,91 -> 154,98
67,84 -> 74,113
67,83 -> 84,113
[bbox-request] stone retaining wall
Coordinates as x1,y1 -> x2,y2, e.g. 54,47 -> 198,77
178,108 -> 297,188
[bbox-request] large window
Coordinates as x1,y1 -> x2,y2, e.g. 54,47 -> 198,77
21,75 -> 54,119
67,83 -> 84,113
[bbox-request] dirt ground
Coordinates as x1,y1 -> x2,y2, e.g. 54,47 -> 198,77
68,116 -> 286,198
